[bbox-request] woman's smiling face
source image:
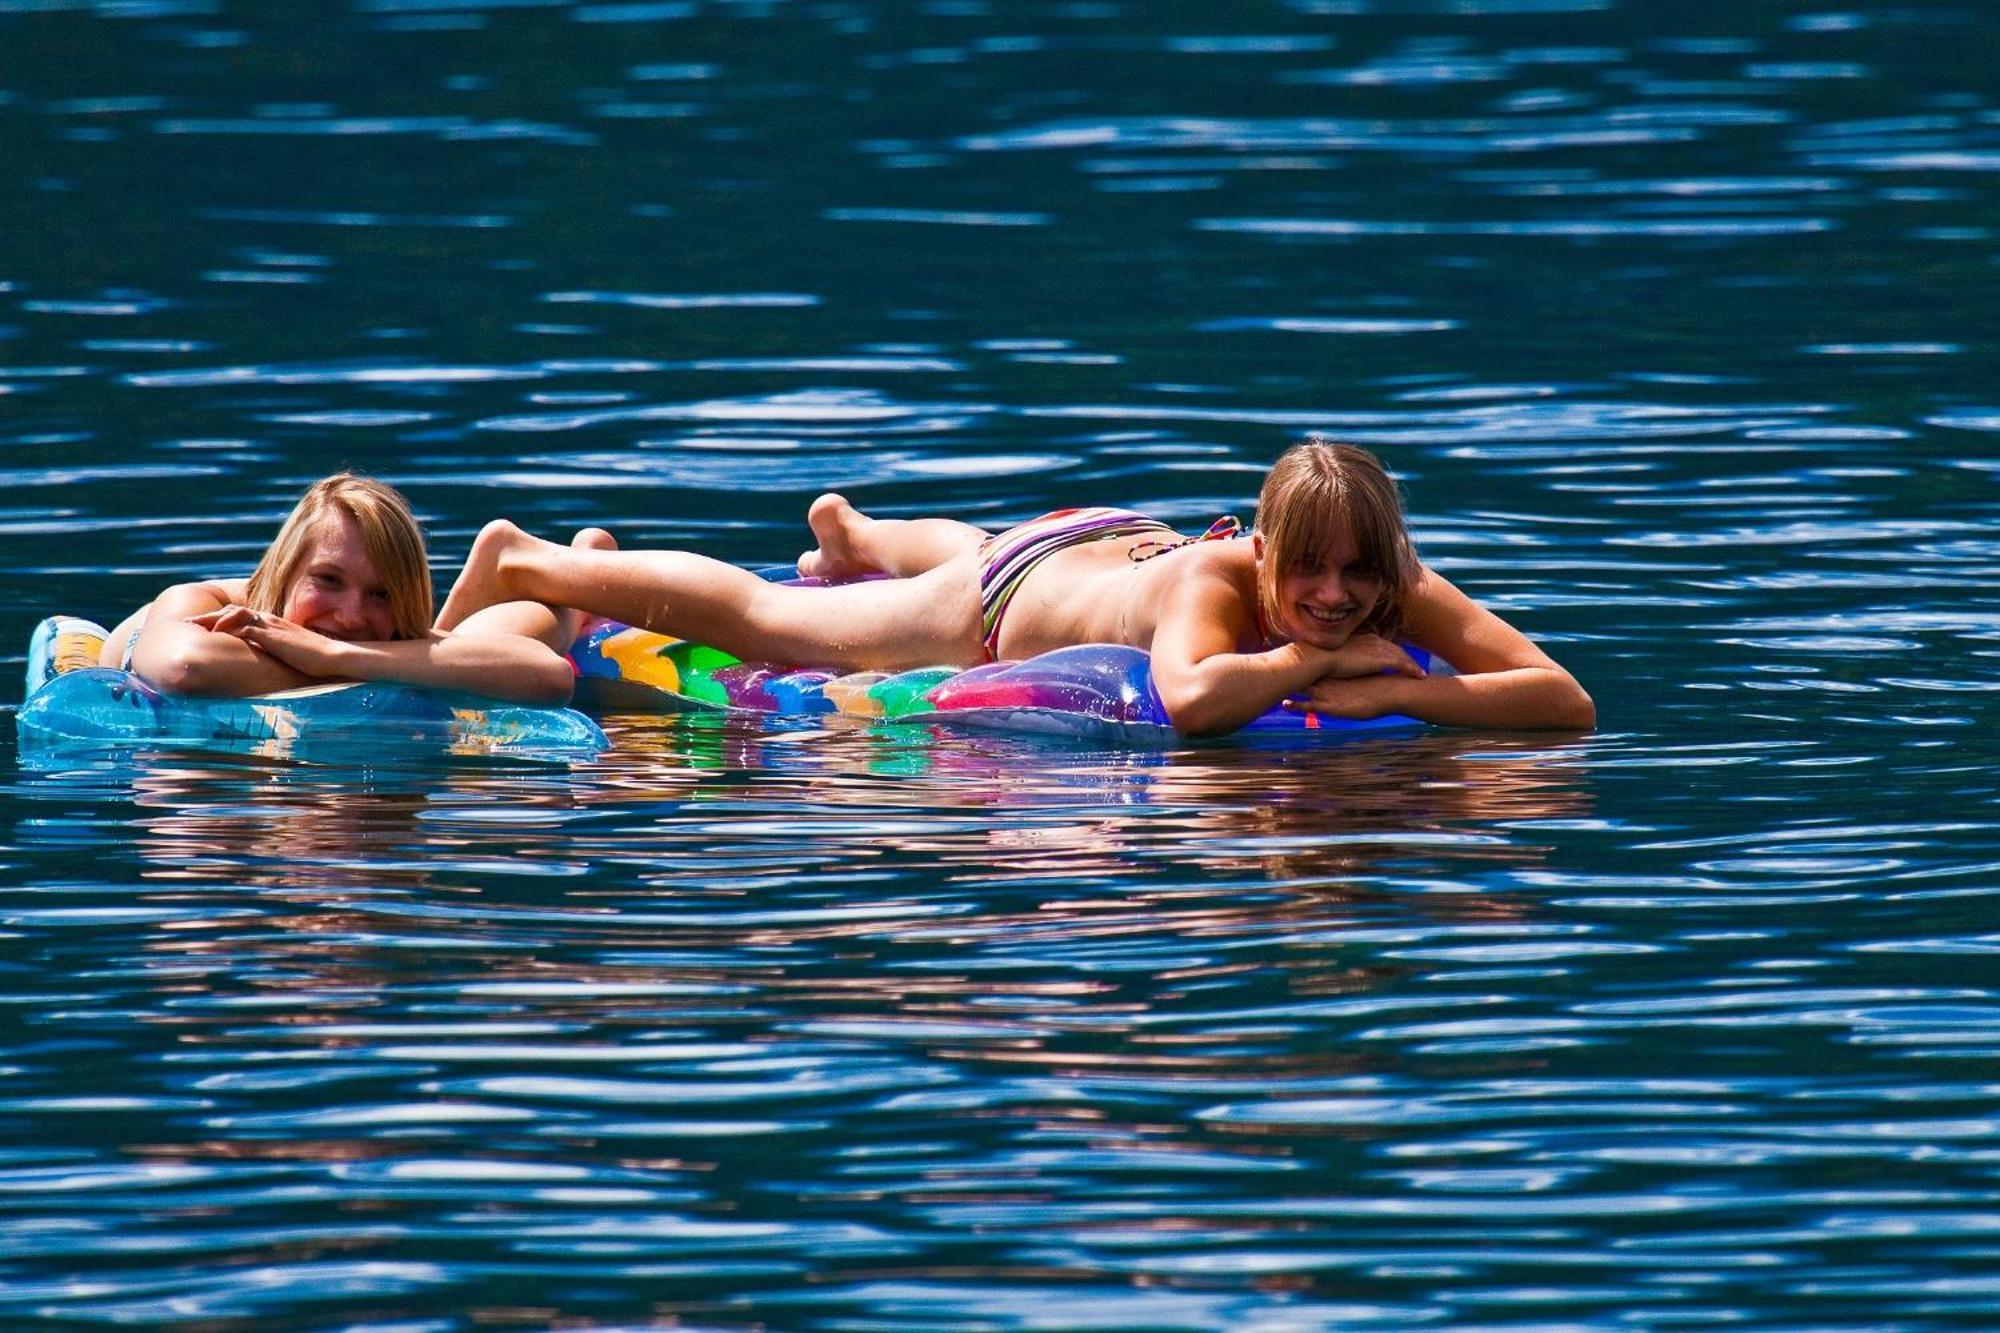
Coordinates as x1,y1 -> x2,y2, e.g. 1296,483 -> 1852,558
279,511 -> 398,641
1257,530 -> 1384,649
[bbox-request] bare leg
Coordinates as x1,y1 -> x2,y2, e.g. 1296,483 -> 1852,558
436,528 -> 617,650
442,519 -> 983,670
554,526 -> 617,647
796,493 -> 988,579
437,524 -> 613,638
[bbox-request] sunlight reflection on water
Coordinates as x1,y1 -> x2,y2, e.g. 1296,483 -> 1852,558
2,0 -> 1998,1325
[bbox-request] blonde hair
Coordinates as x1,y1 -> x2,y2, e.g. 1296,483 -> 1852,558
1254,439 -> 1420,639
242,474 -> 433,640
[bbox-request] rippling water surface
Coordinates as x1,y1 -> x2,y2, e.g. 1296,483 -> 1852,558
2,0 -> 1998,1327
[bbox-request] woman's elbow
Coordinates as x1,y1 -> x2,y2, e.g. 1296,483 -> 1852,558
516,657 -> 576,706
1171,712 -> 1235,739
1158,688 -> 1233,739
1550,676 -> 1595,730
482,660 -> 573,706
441,636 -> 576,705
1571,689 -> 1597,730
143,648 -> 218,697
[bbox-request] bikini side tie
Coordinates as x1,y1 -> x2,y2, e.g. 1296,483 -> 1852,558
1127,515 -> 1244,564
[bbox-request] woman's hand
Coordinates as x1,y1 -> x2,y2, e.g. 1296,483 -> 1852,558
189,605 -> 353,680
1283,672 -> 1410,721
1302,633 -> 1428,682
1281,638 -> 1426,720
133,588 -> 570,704
192,604 -> 573,704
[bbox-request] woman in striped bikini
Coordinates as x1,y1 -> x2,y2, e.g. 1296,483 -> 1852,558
437,439 -> 1594,735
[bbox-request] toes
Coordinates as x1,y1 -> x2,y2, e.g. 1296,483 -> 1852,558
806,493 -> 857,544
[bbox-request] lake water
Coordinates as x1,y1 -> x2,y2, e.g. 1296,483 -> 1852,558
3,0 -> 1998,1327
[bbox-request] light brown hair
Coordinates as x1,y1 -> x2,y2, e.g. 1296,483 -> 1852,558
1254,438 -> 1420,639
242,474 -> 433,639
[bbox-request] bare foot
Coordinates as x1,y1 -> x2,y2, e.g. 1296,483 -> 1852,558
438,518 -> 533,631
796,493 -> 878,579
558,527 -> 619,644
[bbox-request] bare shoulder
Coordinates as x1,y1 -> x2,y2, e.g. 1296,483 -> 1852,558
1402,563 -> 1562,673
1146,539 -> 1253,603
1166,537 -> 1255,583
1146,541 -> 1259,649
146,579 -> 240,620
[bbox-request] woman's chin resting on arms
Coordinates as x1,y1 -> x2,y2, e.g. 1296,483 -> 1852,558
436,439 -> 1595,737
102,473 -> 579,707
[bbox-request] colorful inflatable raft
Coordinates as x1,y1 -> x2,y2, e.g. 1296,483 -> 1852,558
17,616 -> 608,759
569,620 -> 1444,742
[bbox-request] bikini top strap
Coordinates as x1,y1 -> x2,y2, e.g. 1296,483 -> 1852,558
1127,514 -> 1244,563
1198,515 -> 1244,543
1253,591 -> 1277,651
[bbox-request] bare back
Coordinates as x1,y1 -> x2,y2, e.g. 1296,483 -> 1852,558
991,537 -> 1262,661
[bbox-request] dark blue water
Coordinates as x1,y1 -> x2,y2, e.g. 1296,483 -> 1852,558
3,0 -> 1999,1326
